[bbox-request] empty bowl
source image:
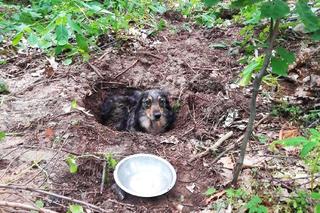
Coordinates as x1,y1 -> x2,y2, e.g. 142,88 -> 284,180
114,153 -> 177,197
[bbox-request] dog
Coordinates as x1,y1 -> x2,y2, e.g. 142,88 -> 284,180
101,89 -> 175,134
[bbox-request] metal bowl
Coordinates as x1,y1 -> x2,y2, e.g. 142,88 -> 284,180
114,153 -> 177,197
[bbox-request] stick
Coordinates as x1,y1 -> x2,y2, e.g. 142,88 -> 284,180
211,114 -> 269,164
189,131 -> 233,163
191,67 -> 219,71
87,63 -> 104,79
137,51 -> 163,60
113,59 -> 139,80
0,201 -> 57,213
100,161 -> 107,194
0,184 -> 110,213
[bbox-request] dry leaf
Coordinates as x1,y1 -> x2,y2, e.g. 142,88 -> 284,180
44,65 -> 55,78
45,128 -> 55,141
186,183 -> 196,193
279,127 -> 299,140
205,190 -> 226,204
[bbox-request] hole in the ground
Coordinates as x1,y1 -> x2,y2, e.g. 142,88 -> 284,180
83,82 -> 177,134
83,82 -> 142,124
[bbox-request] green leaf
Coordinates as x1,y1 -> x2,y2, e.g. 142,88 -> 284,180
66,155 -> 78,174
63,58 -> 73,65
12,32 -> 23,46
0,131 -> 6,141
106,153 -> 117,169
296,0 -> 320,33
69,204 -> 84,213
0,80 -> 9,94
71,100 -> 78,109
246,195 -> 262,208
231,0 -> 263,8
35,200 -> 44,208
261,0 -> 290,19
203,187 -> 216,196
311,192 -> 320,200
203,0 -> 220,7
55,24 -> 69,46
271,57 -> 288,76
277,136 -> 309,146
239,57 -> 263,86
315,204 -> 320,213
309,128 -> 320,138
76,34 -> 89,52
39,37 -> 53,49
311,30 -> 320,41
27,33 -> 39,48
67,18 -> 82,34
300,141 -> 317,157
277,47 -> 295,64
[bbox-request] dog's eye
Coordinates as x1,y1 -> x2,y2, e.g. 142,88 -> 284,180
159,98 -> 166,107
143,99 -> 151,108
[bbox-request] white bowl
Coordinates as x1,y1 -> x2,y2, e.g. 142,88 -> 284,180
114,154 -> 177,197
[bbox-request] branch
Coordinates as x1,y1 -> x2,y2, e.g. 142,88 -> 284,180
0,184 -> 111,213
0,201 -> 57,213
189,131 -> 233,163
231,19 -> 281,186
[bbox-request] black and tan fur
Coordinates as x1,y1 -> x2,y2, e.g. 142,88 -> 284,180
101,89 -> 175,134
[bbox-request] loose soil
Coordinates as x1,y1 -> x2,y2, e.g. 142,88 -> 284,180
0,20 -> 319,212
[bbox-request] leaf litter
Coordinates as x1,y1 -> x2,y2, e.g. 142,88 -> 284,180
0,19 -> 319,212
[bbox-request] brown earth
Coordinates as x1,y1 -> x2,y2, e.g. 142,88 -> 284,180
0,20 -> 319,212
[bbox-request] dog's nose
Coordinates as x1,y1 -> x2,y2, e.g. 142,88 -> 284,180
154,112 -> 161,120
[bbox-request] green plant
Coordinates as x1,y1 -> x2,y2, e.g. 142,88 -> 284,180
67,204 -> 84,213
287,191 -> 309,213
0,80 -> 9,94
303,109 -> 320,125
203,187 -> 216,196
66,154 -> 78,174
105,153 -> 117,170
226,188 -> 246,203
271,102 -> 302,121
246,195 -> 268,213
275,128 -> 320,189
0,0 -> 169,61
0,131 -> 6,141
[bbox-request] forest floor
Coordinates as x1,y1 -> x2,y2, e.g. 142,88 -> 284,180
1,15 -> 320,212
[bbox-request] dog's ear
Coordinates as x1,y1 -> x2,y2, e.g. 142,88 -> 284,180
126,91 -> 145,131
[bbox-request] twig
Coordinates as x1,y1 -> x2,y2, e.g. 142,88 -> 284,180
191,67 -> 219,71
182,60 -> 197,74
87,62 -> 104,79
0,148 -> 32,180
0,201 -> 57,213
212,145 -> 236,164
0,184 -> 111,213
113,59 -> 139,80
211,113 -> 269,164
189,131 -> 233,163
100,161 -> 107,194
108,199 -> 135,209
137,51 -> 163,60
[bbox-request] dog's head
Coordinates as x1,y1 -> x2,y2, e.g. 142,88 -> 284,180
139,89 -> 172,121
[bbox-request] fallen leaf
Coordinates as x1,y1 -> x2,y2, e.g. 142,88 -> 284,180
186,183 -> 196,193
44,65 -> 55,78
279,127 -> 299,140
46,56 -> 58,70
160,136 -> 179,144
205,190 -> 226,204
45,128 -> 55,141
